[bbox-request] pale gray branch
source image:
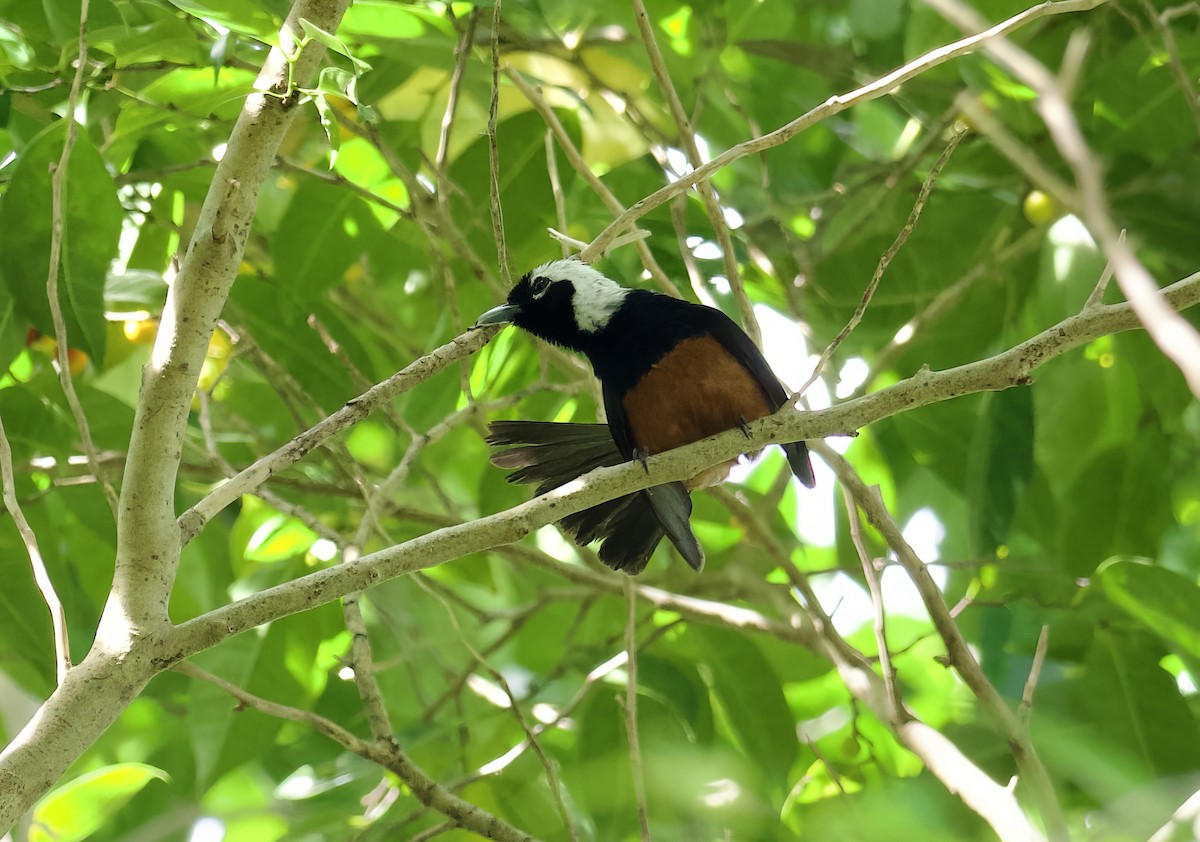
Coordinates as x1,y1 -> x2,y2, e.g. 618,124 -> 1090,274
578,0 -> 1107,263
168,269 -> 1200,660
175,662 -> 536,842
0,0 -> 354,830
0,416 -> 70,682
178,328 -> 492,543
928,0 -> 1200,398
819,442 -> 1065,838
45,0 -> 118,517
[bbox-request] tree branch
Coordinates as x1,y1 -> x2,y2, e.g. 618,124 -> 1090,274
178,328 -> 492,543
175,662 -> 536,842
46,0 -> 118,517
820,442 -> 1066,838
0,0 -> 353,830
577,0 -> 1108,263
168,269 -> 1199,661
0,416 -> 70,683
927,0 -> 1200,398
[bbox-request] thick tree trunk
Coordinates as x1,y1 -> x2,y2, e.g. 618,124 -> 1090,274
0,0 -> 351,830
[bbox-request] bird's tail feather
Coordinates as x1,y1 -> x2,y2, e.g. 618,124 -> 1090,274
783,440 -> 816,488
486,420 -> 693,574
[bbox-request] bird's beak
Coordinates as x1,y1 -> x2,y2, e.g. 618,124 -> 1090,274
474,303 -> 521,327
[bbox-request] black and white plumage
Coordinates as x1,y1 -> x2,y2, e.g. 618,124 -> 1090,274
476,258 -> 814,574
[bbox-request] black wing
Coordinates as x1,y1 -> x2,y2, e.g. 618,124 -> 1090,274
696,306 -> 816,488
602,382 -> 704,571
486,419 -> 701,573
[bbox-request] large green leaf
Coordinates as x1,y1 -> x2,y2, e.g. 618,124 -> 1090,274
271,179 -> 384,303
966,386 -> 1034,554
0,121 -> 120,363
1078,631 -> 1200,778
688,625 -> 797,794
162,0 -> 284,39
1099,559 -> 1200,660
30,763 -> 169,842
0,514 -> 55,696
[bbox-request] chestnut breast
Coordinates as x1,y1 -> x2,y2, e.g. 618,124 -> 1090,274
620,335 -> 773,485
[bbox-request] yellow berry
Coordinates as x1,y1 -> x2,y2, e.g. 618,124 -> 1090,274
123,319 -> 158,345
1022,190 -> 1063,225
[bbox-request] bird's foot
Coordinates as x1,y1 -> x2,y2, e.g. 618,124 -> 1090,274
737,416 -> 753,439
635,448 -> 651,474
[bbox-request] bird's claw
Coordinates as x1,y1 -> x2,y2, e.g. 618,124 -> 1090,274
635,448 -> 651,474
737,416 -> 753,439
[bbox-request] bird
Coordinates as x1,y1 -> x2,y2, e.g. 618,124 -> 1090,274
475,257 -> 815,574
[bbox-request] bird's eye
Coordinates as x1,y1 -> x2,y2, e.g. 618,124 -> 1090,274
529,276 -> 551,299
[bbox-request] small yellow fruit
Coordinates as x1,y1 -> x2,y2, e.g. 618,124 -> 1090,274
123,319 -> 158,345
1022,190 -> 1063,226
66,348 -> 88,375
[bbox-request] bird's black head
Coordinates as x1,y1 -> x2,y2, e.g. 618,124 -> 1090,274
475,258 -> 630,351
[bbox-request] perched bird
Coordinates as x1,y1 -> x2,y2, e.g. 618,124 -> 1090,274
476,258 -> 814,574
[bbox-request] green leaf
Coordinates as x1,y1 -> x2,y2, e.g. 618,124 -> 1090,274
313,94 -> 341,168
271,179 -> 382,302
162,0 -> 281,39
314,66 -> 358,102
0,386 -> 73,457
298,18 -> 371,74
966,387 -> 1034,554
1099,559 -> 1200,660
0,515 -> 56,696
30,763 -> 169,842
0,121 -> 120,363
0,281 -> 23,372
188,633 -> 266,789
231,497 -> 318,568
688,626 -> 796,793
104,270 -> 168,312
1078,631 -> 1200,777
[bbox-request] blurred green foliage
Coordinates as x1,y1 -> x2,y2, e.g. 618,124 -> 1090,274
0,0 -> 1198,839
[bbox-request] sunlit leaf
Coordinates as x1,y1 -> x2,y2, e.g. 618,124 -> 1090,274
1099,559 -> 1200,660
0,122 -> 120,363
30,763 -> 169,842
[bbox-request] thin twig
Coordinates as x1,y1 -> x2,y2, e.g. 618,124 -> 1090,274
545,130 -> 570,258
578,0 -> 1106,263
417,578 -> 577,839
45,0 -> 118,517
794,127 -> 965,400
488,0 -> 510,287
817,440 -> 1066,839
622,577 -> 651,841
1083,230 -> 1124,309
629,0 -> 755,340
343,589 -> 395,741
670,195 -> 717,305
277,157 -> 411,219
178,328 -> 493,543
841,486 -> 901,720
0,416 -> 71,682
436,7 -> 481,201
1018,625 -> 1050,725
175,662 -> 535,841
953,93 -> 1077,206
704,488 -> 1041,842
503,67 -> 682,296
195,389 -> 342,544
851,227 -> 1042,399
1138,0 -> 1200,135
929,0 -> 1200,399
